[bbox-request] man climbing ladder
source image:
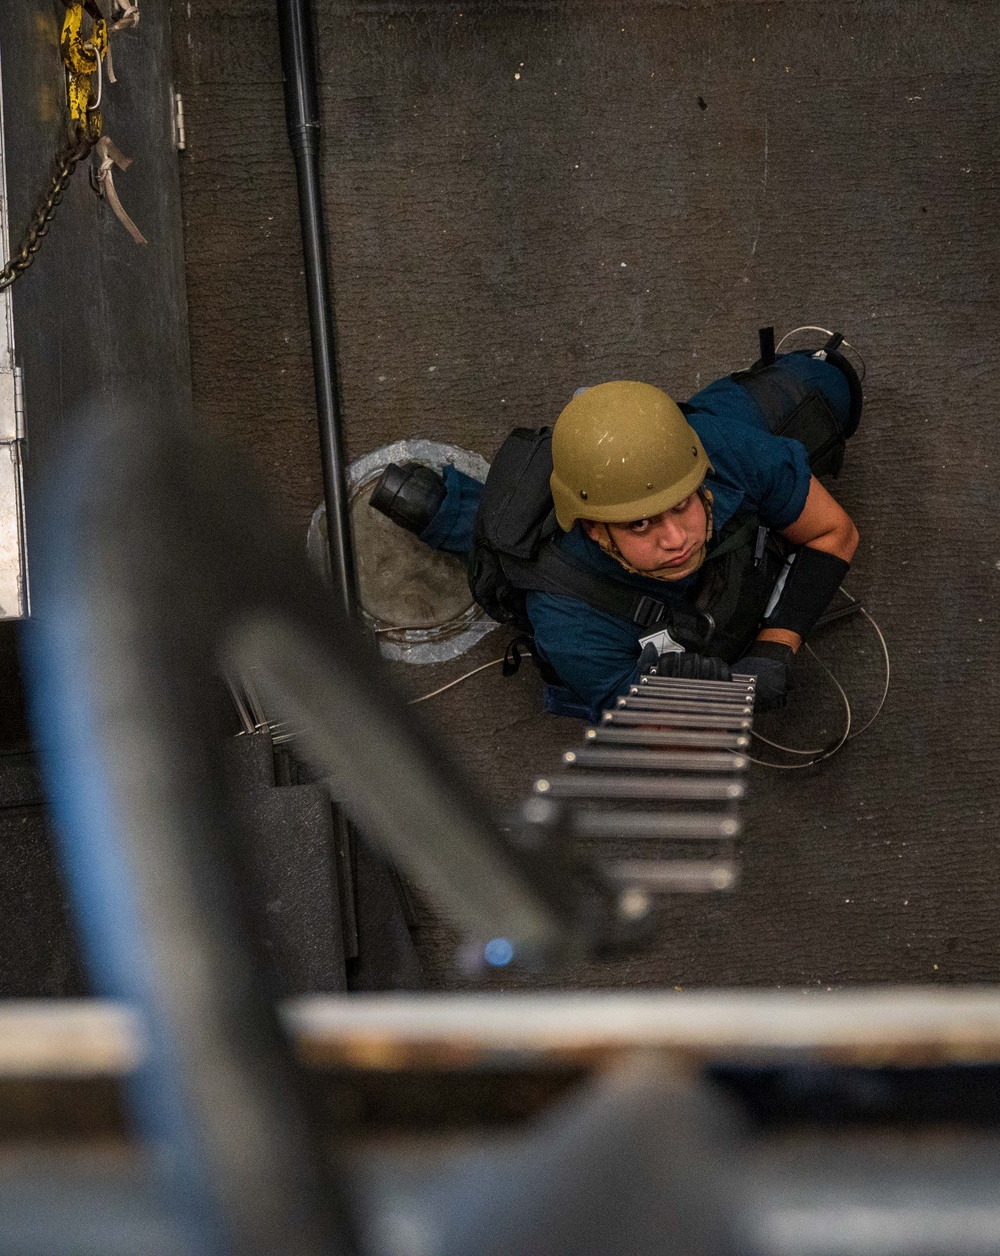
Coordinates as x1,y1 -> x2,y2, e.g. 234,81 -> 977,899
371,329 -> 862,720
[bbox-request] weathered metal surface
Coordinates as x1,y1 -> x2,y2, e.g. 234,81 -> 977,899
0,0 -> 191,998
0,4 -> 192,480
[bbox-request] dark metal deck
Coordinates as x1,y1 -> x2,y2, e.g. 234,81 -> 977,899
169,0 -> 1000,989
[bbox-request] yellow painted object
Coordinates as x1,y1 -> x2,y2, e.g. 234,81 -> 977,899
60,4 -> 108,142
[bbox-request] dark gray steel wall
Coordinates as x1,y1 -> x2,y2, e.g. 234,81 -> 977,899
1,3 -> 192,482
171,0 -> 1000,990
0,4 -> 191,994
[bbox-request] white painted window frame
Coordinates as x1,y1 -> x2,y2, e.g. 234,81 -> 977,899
0,39 -> 29,619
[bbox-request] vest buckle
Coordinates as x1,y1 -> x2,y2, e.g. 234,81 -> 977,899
632,595 -> 670,628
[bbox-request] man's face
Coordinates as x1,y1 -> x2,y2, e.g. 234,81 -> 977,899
582,492 -> 709,579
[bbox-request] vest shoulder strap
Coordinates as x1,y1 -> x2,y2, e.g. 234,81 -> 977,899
501,541 -> 677,630
704,514 -> 760,563
500,541 -> 724,647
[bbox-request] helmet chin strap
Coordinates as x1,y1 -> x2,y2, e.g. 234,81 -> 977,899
594,486 -> 714,582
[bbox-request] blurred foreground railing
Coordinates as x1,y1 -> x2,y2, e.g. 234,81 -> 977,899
18,414 -> 1000,1256
22,416 -> 633,1254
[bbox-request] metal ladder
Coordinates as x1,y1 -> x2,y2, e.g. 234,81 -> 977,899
531,672 -> 754,903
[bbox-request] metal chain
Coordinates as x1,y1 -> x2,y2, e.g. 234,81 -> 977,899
0,131 -> 94,293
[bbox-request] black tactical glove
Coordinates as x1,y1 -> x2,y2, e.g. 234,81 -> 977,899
732,640 -> 794,711
369,462 -> 446,535
644,648 -> 732,682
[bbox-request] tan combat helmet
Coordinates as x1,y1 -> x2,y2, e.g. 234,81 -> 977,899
550,381 -> 713,531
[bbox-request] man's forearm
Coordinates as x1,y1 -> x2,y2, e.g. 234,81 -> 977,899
779,476 -> 859,561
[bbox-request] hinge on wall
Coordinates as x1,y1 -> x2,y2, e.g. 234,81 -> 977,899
13,366 -> 24,441
0,372 -> 15,443
0,364 -> 28,615
172,90 -> 186,152
0,356 -> 24,440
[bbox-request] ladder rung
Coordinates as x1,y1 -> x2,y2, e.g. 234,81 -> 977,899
602,709 -> 752,731
572,810 -> 742,840
535,775 -> 745,801
617,696 -> 754,716
585,727 -> 751,750
564,747 -> 747,773
604,859 -> 739,892
637,676 -> 755,695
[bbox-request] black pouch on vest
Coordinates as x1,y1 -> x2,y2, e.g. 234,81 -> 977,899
731,361 -> 847,478
467,427 -> 557,634
694,516 -> 792,663
731,329 -> 863,478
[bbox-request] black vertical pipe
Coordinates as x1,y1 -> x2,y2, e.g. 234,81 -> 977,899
276,0 -> 361,961
276,0 -> 357,618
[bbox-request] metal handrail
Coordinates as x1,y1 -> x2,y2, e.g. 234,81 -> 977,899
19,411 -> 1000,1256
24,416 -> 603,1254
276,0 -> 356,620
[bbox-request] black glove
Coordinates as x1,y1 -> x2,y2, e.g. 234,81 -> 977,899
645,648 -> 732,682
733,640 -> 794,711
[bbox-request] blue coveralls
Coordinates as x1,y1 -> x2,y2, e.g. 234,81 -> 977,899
420,353 -> 852,719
